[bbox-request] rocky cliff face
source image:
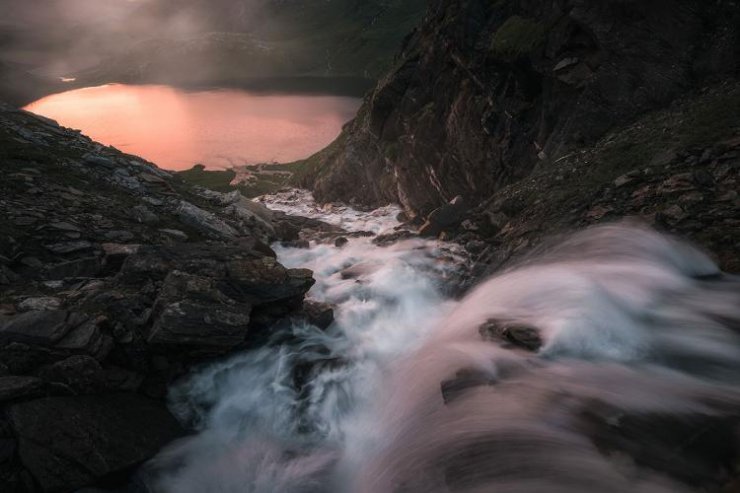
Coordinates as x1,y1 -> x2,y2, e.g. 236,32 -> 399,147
0,104 -> 331,492
305,0 -> 740,215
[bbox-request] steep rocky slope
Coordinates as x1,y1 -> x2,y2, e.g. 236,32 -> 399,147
304,0 -> 740,215
0,104 -> 333,492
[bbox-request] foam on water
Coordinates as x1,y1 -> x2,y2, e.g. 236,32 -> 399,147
149,194 -> 740,493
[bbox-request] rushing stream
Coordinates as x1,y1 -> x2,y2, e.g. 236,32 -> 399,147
146,192 -> 740,493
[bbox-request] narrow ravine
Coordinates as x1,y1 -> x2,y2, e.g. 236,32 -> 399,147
148,192 -> 740,493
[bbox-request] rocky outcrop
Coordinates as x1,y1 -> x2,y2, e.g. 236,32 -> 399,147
304,0 -> 740,216
0,104 -> 323,492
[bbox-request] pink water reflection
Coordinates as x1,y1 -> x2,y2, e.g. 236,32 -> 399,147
24,84 -> 361,170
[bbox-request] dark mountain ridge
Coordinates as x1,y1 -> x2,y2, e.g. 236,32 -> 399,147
304,0 -> 740,215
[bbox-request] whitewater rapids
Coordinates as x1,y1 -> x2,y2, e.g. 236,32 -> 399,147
147,191 -> 740,493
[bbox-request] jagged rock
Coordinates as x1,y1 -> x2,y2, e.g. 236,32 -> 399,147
301,301 -> 335,330
8,394 -> 183,493
83,154 -> 116,169
148,271 -> 252,348
177,200 -> 238,239
225,258 -> 315,303
306,0 -> 740,221
419,196 -> 466,237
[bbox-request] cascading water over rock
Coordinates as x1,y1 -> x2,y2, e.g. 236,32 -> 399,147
148,194 -> 740,493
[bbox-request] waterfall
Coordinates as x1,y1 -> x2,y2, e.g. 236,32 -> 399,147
148,193 -> 740,493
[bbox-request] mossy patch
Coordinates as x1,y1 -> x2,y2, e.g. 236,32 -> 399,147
177,164 -> 236,193
490,16 -> 546,60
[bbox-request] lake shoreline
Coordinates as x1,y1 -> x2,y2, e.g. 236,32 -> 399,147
23,83 -> 362,171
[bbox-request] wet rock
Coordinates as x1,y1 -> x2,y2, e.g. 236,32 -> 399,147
580,407 -> 740,488
479,319 -> 543,351
281,239 -> 310,249
464,240 -> 486,255
224,258 -> 315,304
301,300 -> 335,330
420,196 -> 467,237
441,369 -> 495,404
8,394 -> 183,493
340,262 -> 377,280
334,236 -> 349,247
372,230 -> 416,246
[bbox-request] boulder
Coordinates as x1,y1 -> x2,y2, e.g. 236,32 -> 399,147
9,393 -> 183,493
0,311 -> 72,346
419,196 -> 467,237
479,319 -> 543,351
301,301 -> 335,330
148,271 -> 252,348
224,258 -> 315,304
177,201 -> 238,239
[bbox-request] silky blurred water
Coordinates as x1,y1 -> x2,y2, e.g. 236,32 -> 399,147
149,193 -> 740,493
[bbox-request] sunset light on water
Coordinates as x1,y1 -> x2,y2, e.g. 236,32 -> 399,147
24,84 -> 360,170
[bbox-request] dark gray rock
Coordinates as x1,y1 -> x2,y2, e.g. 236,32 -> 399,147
148,271 -> 252,348
45,257 -> 101,280
38,355 -> 106,394
9,393 -> 183,493
0,376 -> 44,403
0,311 -> 72,346
479,319 -> 542,351
301,300 -> 335,330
